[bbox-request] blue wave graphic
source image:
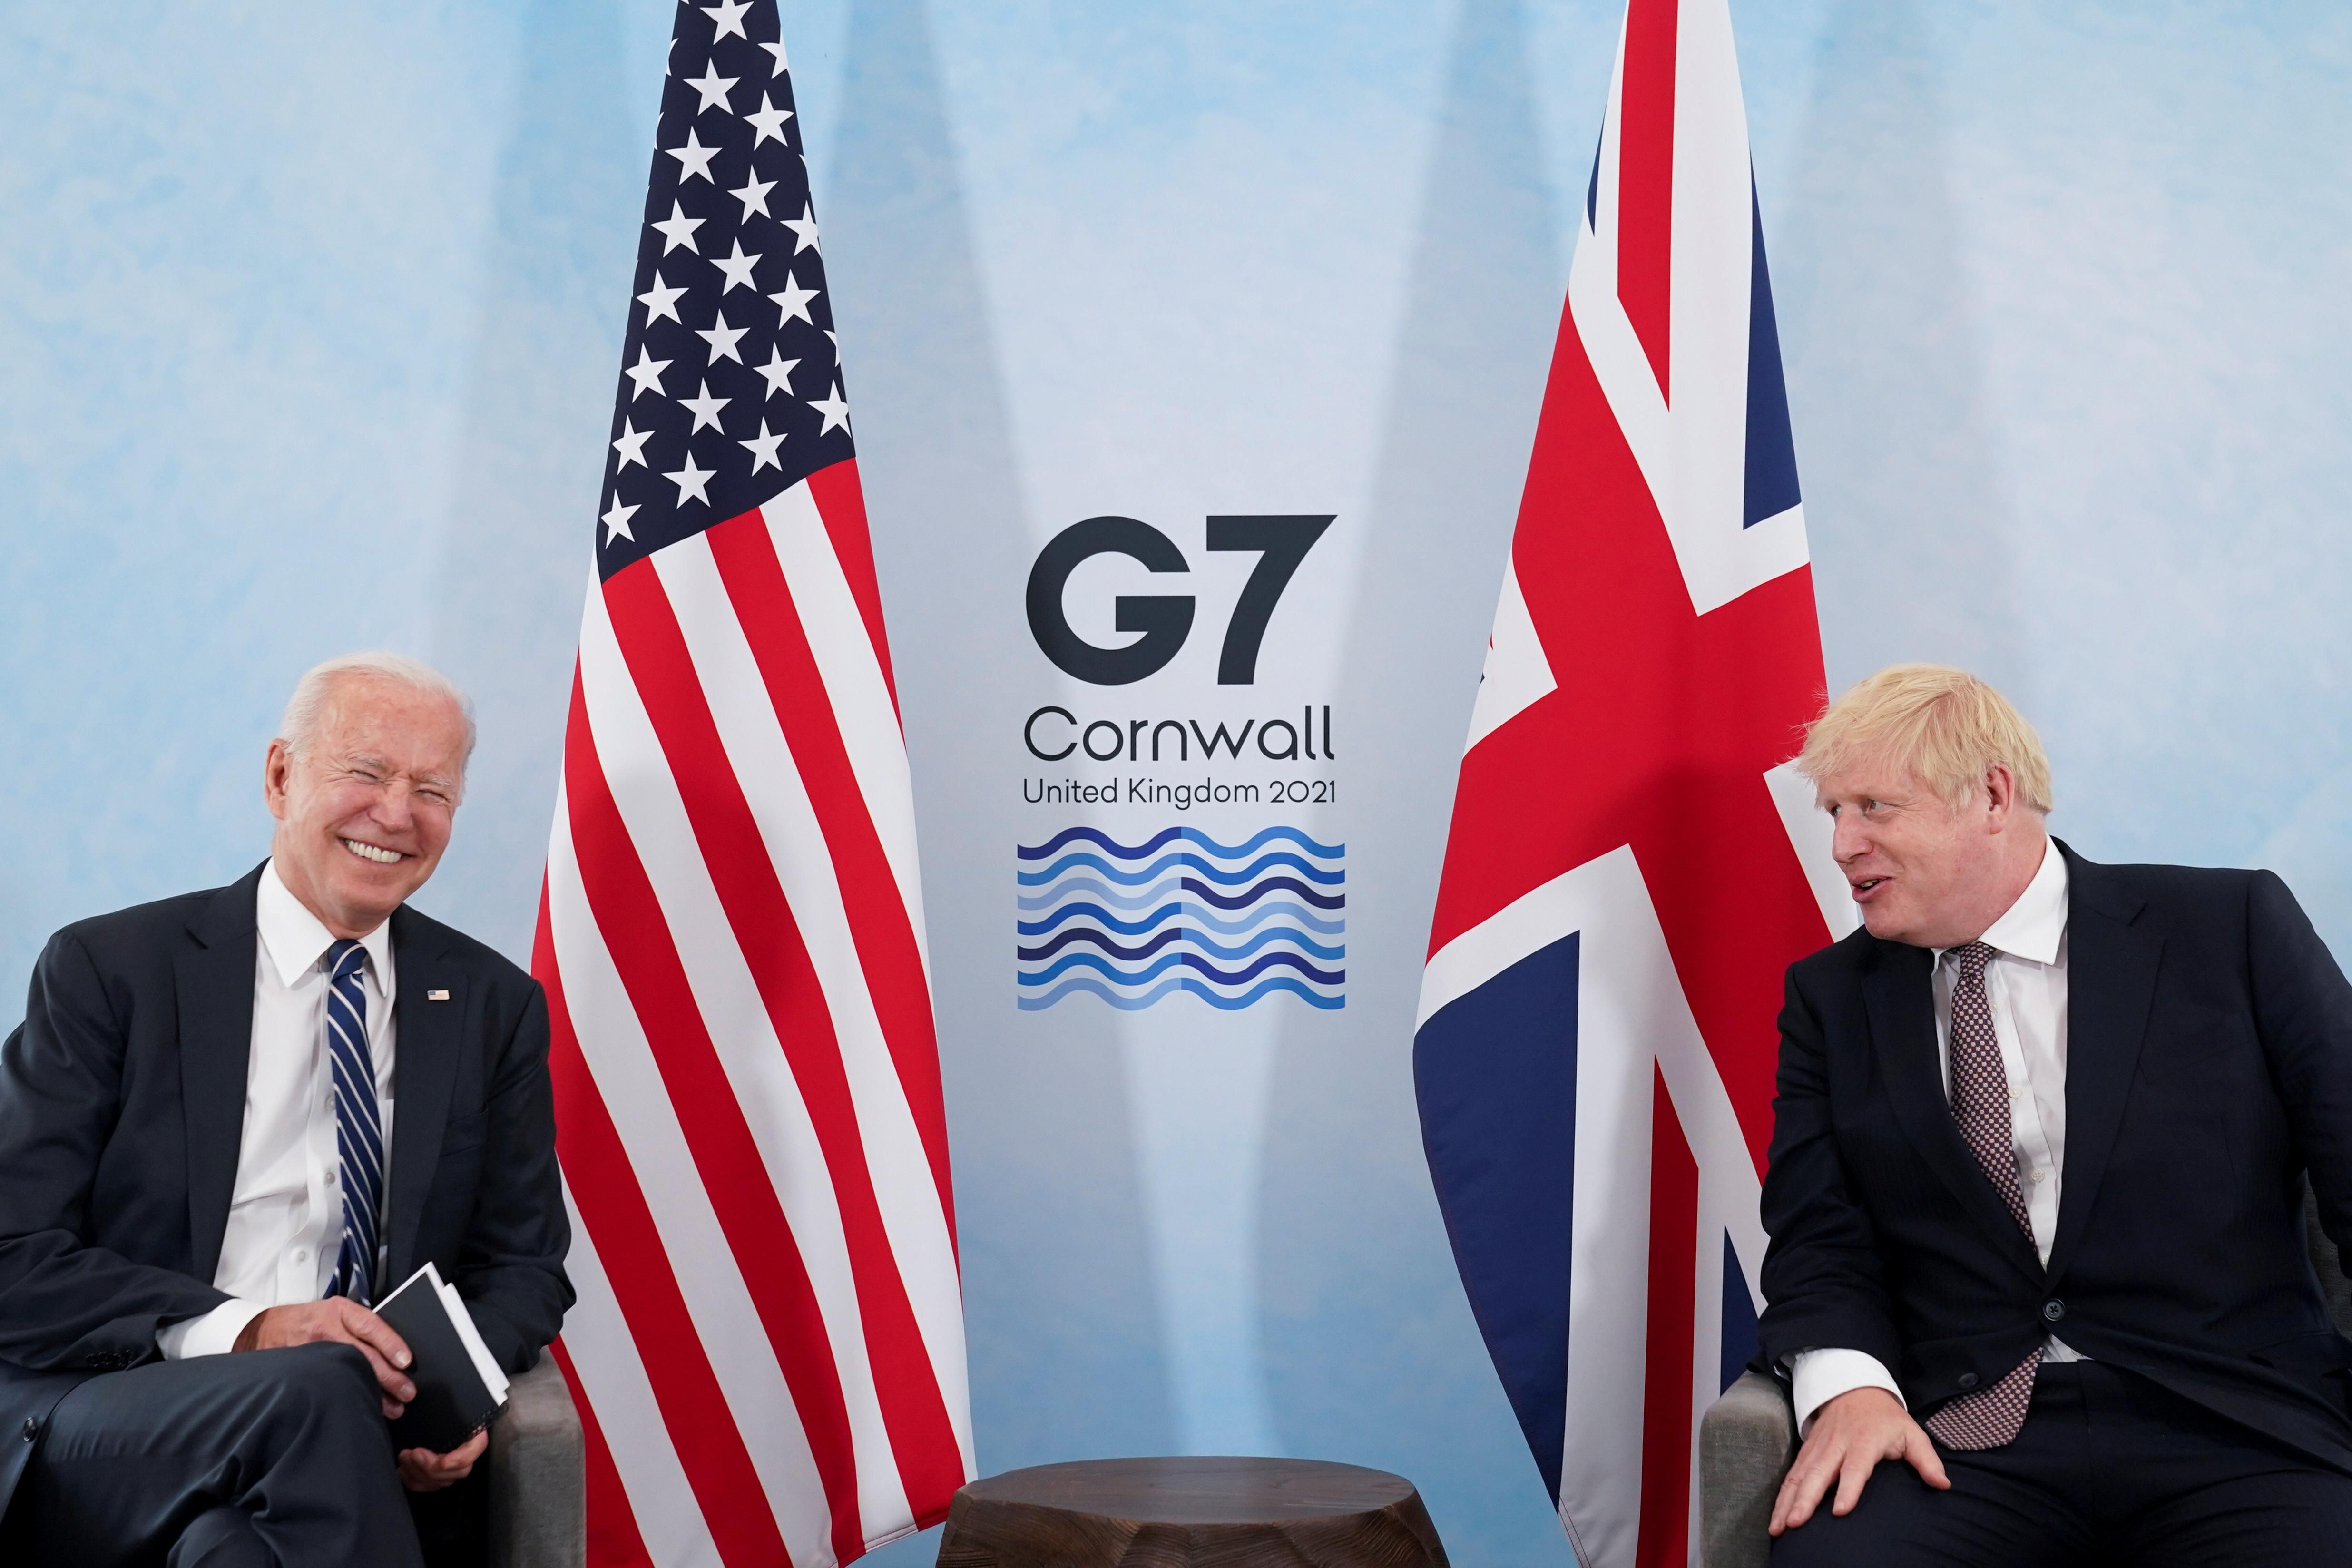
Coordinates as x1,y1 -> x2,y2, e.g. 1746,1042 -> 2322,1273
1018,924 -> 1347,963
1018,824 -> 1344,1010
1186,875 -> 1344,911
1018,900 -> 1348,938
1019,949 -> 1345,989
1018,824 -> 1343,861
1018,975 -> 1347,1011
1018,849 -> 1345,888
1016,875 -> 1345,912
1017,875 -> 1186,911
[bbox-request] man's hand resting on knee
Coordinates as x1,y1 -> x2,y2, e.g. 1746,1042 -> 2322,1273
233,1299 -> 415,1419
1769,1387 -> 1950,1535
234,1301 -> 489,1490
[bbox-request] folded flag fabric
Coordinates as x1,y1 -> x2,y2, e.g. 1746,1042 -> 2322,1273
1415,2 -> 1848,1563
531,3 -> 973,1564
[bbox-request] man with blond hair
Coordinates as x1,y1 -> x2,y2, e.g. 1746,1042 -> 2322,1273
1760,664 -> 2352,1564
0,653 -> 570,1567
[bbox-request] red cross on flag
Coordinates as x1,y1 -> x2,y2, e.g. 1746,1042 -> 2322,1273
1413,1 -> 1852,1562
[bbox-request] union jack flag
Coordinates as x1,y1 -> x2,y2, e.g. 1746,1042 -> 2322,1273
532,3 -> 972,1564
1414,2 -> 1850,1563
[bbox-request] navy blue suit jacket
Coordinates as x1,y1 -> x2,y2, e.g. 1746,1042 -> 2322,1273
0,864 -> 572,1512
1758,842 -> 2352,1471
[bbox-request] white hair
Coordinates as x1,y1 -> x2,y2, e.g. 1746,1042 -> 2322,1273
278,651 -> 478,774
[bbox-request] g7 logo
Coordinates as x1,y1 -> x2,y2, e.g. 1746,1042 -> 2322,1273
1025,514 -> 1333,686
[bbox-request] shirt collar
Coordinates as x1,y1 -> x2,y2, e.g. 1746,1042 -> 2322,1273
1936,836 -> 2068,968
257,858 -> 396,998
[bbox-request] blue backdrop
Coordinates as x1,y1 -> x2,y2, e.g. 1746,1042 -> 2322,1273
4,4 -> 2350,1564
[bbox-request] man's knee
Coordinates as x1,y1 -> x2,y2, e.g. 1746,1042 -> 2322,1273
250,1342 -> 382,1431
1768,1460 -> 1937,1568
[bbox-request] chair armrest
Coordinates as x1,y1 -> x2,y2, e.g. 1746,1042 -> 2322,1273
489,1350 -> 586,1568
1699,1370 -> 1796,1568
2305,1178 -> 2352,1336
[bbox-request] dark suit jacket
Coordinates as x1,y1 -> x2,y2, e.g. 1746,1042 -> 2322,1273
1758,841 -> 2352,1472
0,864 -> 572,1512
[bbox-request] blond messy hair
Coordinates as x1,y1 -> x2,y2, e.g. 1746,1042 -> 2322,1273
1795,664 -> 2052,814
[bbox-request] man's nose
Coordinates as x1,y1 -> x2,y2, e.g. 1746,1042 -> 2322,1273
370,784 -> 416,831
1831,813 -> 1868,864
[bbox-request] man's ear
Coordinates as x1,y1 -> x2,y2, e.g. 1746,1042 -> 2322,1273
1981,763 -> 2018,828
262,740 -> 294,821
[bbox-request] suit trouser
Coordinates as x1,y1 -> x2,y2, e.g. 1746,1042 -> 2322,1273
4,1340 -> 425,1568
1770,1361 -> 2352,1568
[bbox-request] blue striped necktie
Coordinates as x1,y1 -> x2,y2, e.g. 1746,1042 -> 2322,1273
324,938 -> 385,1304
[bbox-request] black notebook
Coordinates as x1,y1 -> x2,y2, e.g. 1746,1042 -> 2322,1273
374,1262 -> 512,1453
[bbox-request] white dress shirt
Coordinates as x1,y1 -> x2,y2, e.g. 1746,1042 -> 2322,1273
1791,837 -> 2077,1434
157,860 -> 398,1358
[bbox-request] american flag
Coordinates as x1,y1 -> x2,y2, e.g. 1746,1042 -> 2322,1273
1413,1 -> 1849,1564
531,3 -> 972,1565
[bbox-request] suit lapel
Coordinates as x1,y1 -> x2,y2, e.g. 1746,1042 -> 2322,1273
2046,847 -> 2161,1284
176,866 -> 265,1283
1862,936 -> 2047,1287
384,906 -> 462,1292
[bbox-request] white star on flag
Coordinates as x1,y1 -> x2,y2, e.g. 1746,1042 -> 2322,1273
600,496 -> 639,543
770,269 -> 819,326
650,201 -> 704,254
727,170 -> 777,221
697,310 -> 750,364
622,345 -> 671,400
711,240 -> 762,293
744,93 -> 794,148
637,270 -> 688,323
701,0 -> 751,41
560,0 -> 974,1559
666,128 -> 721,185
781,203 -> 820,255
739,420 -> 786,474
680,379 -> 732,433
663,451 -> 716,506
682,62 -> 737,114
611,418 -> 653,469
810,381 -> 851,435
755,347 -> 800,398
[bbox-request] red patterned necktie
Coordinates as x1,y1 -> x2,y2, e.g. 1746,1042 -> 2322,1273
1922,941 -> 2041,1450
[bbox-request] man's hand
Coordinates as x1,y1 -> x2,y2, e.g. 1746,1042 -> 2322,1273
398,1427 -> 490,1492
234,1299 -> 416,1419
1768,1386 -> 1949,1535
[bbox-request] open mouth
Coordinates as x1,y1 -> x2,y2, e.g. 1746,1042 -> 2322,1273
341,838 -> 406,866
1850,877 -> 1887,900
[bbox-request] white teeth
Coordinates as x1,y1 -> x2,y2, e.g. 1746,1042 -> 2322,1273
341,839 -> 402,864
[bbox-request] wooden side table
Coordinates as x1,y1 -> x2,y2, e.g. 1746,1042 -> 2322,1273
935,1457 -> 1450,1568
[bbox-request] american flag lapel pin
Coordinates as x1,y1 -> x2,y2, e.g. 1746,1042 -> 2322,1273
427,989 -> 450,1001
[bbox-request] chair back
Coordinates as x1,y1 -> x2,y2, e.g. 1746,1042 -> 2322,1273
2303,1181 -> 2352,1335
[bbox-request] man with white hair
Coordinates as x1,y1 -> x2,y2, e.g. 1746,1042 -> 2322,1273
0,653 -> 570,1567
1760,665 -> 2352,1563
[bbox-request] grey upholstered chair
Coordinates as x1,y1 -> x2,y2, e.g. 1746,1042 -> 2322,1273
1696,1186 -> 2352,1568
487,1351 -> 588,1568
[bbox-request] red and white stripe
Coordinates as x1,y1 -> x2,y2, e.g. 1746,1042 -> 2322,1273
535,459 -> 972,1568
1422,0 -> 1839,1562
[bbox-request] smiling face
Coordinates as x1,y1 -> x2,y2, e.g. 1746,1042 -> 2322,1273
264,674 -> 470,938
1814,756 -> 2047,949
